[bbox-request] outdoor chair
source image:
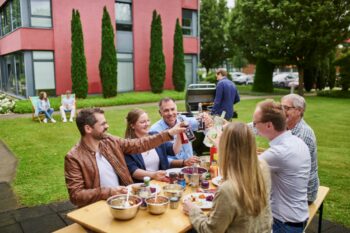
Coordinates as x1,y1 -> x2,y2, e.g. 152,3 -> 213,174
29,96 -> 45,123
60,93 -> 77,120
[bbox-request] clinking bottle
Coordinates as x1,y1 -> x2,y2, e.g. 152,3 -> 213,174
178,114 -> 196,143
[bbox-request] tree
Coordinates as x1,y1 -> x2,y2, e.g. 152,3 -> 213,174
71,9 -> 88,98
231,0 -> 350,95
172,18 -> 185,92
99,6 -> 117,98
334,49 -> 350,91
200,0 -> 229,72
149,10 -> 166,93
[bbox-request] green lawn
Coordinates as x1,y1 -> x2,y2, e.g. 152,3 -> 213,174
0,96 -> 349,227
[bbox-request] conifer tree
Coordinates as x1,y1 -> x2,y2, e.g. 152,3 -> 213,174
149,10 -> 166,93
172,18 -> 185,92
71,9 -> 88,98
99,6 -> 117,98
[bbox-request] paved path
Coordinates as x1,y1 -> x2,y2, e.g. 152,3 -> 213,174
2,94 -> 349,233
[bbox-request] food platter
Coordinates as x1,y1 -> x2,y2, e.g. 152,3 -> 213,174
183,193 -> 214,209
127,183 -> 160,196
211,176 -> 223,187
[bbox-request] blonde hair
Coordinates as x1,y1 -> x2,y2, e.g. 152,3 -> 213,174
218,122 -> 268,216
125,108 -> 146,139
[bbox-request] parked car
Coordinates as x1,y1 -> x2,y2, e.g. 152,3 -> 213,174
233,74 -> 254,85
230,72 -> 246,81
273,73 -> 299,88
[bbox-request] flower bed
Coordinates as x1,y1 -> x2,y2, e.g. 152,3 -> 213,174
0,93 -> 17,114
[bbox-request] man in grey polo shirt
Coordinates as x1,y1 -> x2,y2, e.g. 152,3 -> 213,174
281,94 -> 319,203
253,99 -> 310,233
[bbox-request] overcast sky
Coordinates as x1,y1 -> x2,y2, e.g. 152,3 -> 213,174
227,0 -> 235,8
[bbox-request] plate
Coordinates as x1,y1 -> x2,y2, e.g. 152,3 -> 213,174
211,176 -> 223,186
183,193 -> 215,209
127,183 -> 161,196
165,168 -> 182,177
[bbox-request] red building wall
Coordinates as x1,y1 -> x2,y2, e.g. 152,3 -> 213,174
51,0 -> 114,95
133,0 -> 199,91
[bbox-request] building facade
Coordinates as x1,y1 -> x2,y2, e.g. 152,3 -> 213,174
0,0 -> 199,98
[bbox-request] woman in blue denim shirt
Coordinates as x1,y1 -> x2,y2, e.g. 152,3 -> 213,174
38,91 -> 56,123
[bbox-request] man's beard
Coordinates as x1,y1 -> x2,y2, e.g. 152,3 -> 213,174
92,130 -> 108,140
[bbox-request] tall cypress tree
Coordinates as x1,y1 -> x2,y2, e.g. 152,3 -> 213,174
172,18 -> 185,92
149,10 -> 166,93
71,9 -> 88,98
99,6 -> 117,98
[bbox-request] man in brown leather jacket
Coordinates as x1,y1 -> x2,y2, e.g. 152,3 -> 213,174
65,108 -> 185,207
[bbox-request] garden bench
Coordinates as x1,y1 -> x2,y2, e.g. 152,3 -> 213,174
29,96 -> 45,122
53,223 -> 87,233
305,186 -> 330,233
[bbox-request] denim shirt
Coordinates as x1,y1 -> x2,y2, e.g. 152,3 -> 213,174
150,116 -> 199,162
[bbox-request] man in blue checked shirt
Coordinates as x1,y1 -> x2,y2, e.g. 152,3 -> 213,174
150,97 -> 201,167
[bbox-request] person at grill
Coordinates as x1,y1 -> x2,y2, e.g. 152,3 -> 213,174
211,69 -> 240,121
64,108 -> 186,207
124,109 -> 193,183
253,99 -> 310,233
281,94 -> 319,203
150,97 -> 211,165
183,122 -> 272,233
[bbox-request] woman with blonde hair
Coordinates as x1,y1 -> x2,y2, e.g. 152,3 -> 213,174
183,122 -> 272,233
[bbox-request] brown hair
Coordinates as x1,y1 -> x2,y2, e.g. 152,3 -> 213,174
216,69 -> 227,77
76,108 -> 104,136
125,108 -> 146,139
39,91 -> 47,100
158,97 -> 175,108
218,122 -> 268,216
257,99 -> 286,132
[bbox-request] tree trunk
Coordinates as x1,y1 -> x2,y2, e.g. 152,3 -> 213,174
297,65 -> 304,96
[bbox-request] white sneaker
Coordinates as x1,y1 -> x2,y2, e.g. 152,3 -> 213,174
69,118 -> 73,122
43,118 -> 47,123
63,119 -> 67,123
51,118 -> 56,123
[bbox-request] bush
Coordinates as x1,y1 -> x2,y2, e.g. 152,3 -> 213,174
252,58 -> 274,93
0,94 -> 17,114
317,90 -> 350,98
172,19 -> 185,92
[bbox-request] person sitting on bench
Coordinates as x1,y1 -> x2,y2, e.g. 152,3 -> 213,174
60,90 -> 76,123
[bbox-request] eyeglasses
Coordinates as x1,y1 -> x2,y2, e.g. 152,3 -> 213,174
282,105 -> 296,111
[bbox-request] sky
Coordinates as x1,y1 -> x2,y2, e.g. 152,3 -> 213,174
227,0 -> 235,8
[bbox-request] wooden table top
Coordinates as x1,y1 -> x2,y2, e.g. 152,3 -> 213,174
67,180 -> 217,233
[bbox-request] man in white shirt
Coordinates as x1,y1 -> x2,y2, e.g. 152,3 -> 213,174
253,99 -> 310,233
60,90 -> 76,122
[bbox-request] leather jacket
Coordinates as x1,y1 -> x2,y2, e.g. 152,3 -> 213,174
65,132 -> 172,207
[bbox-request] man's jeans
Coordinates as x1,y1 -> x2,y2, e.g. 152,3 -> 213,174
273,218 -> 307,233
39,108 -> 54,119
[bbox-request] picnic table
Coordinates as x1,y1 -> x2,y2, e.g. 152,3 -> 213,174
64,180 -> 216,233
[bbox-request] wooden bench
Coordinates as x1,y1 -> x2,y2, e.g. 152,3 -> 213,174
306,186 -> 330,233
53,223 -> 88,233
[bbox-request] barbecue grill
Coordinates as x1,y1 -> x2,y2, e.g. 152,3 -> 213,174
185,84 -> 216,113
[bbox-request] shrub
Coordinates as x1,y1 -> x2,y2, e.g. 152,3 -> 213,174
0,94 -> 17,114
317,90 -> 350,98
149,10 -> 166,93
99,6 -> 117,98
252,58 -> 274,93
172,18 -> 185,92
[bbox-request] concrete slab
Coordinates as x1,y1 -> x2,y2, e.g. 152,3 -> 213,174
49,201 -> 75,213
21,213 -> 66,233
1,223 -> 23,233
0,211 -> 16,227
13,205 -> 54,222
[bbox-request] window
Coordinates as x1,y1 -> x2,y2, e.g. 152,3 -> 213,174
0,0 -> 21,36
115,1 -> 132,31
0,52 -> 26,97
30,0 -> 52,27
117,53 -> 134,92
33,51 -> 55,92
182,9 -> 197,36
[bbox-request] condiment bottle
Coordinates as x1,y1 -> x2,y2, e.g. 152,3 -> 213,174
177,173 -> 186,188
144,176 -> 150,187
139,184 -> 150,209
169,172 -> 178,184
169,197 -> 179,209
209,161 -> 218,178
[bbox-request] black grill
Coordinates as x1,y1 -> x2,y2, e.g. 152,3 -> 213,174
185,84 -> 216,113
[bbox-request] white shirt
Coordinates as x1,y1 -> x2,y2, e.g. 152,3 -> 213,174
260,131 -> 310,223
95,151 -> 120,188
142,149 -> 160,171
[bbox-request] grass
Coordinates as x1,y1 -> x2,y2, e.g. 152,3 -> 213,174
0,95 -> 349,227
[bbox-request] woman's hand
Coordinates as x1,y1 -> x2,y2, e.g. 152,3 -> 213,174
184,156 -> 200,167
151,170 -> 167,181
183,200 -> 196,215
